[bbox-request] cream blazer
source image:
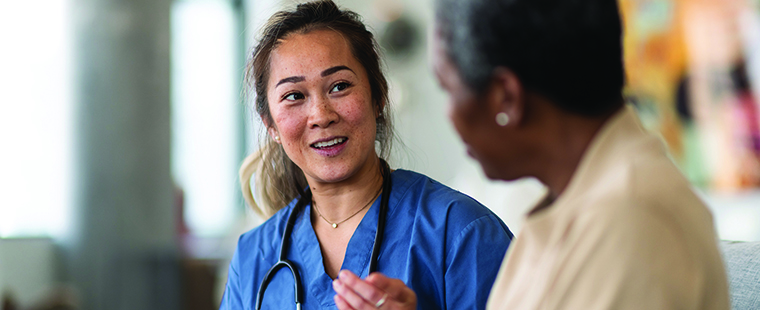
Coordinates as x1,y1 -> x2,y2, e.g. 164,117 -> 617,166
487,106 -> 729,310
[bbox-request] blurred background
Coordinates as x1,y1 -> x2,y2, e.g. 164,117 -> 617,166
1,0 -> 760,309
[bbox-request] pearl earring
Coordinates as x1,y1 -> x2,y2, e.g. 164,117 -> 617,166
496,112 -> 510,126
274,136 -> 280,142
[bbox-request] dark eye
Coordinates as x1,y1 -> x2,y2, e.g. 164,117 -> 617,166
330,82 -> 351,93
284,92 -> 304,101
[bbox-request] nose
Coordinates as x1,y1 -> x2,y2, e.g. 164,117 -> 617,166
308,94 -> 339,128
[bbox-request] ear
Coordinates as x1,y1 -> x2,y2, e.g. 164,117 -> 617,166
261,114 -> 281,143
488,67 -> 524,127
375,99 -> 385,119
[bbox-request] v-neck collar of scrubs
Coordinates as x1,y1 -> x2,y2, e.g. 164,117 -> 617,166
292,188 -> 384,307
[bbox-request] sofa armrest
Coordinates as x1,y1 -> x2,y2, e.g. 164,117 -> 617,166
720,240 -> 760,310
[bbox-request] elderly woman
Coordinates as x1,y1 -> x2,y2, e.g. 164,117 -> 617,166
219,1 -> 512,309
421,0 -> 729,309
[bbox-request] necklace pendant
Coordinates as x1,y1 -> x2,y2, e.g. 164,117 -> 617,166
332,223 -> 338,229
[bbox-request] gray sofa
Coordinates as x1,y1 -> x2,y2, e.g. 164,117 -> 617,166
720,241 -> 760,310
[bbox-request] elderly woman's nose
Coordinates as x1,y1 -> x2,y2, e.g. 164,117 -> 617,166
309,96 -> 339,128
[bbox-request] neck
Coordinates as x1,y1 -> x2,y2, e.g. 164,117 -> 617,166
307,156 -> 384,222
530,106 -> 618,198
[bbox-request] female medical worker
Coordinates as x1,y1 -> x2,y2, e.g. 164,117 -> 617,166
218,1 -> 513,309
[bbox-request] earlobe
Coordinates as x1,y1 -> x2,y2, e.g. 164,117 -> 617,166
496,112 -> 510,126
375,100 -> 385,119
268,127 -> 281,143
491,67 -> 524,127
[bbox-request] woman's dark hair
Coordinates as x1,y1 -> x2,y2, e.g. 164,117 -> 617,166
240,0 -> 392,217
434,0 -> 625,116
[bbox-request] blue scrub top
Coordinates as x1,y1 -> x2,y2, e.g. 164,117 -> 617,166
220,169 -> 513,310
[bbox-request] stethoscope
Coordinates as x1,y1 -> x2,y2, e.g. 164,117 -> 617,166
255,160 -> 392,310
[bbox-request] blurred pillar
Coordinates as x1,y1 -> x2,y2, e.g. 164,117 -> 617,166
68,0 -> 178,309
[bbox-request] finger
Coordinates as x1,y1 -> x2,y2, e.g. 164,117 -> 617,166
365,272 -> 413,301
333,278 -> 376,310
338,270 -> 387,304
334,294 -> 356,310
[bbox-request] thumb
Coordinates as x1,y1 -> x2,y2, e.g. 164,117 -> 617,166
365,272 -> 415,302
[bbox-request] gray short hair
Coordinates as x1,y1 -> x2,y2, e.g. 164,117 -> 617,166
434,0 -> 625,116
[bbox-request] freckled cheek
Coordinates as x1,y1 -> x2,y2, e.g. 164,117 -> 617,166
337,97 -> 374,126
338,103 -> 377,151
339,107 -> 364,126
272,114 -> 307,146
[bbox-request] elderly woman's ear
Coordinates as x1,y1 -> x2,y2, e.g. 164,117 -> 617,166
488,67 -> 524,128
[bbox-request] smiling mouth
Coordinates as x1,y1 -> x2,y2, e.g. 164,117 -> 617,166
310,137 -> 347,149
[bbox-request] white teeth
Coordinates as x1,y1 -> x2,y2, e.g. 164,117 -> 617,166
313,137 -> 346,148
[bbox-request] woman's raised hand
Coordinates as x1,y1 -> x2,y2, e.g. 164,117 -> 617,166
333,270 -> 417,310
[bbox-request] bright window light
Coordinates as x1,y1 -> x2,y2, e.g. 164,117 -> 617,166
172,0 -> 239,237
0,0 -> 74,238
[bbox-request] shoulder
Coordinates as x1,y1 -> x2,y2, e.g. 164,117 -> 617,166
569,193 -> 717,277
392,170 -> 494,216
233,199 -> 298,266
580,140 -> 710,227
549,201 -> 726,308
390,169 -> 512,238
558,143 -> 724,273
558,143 -> 707,260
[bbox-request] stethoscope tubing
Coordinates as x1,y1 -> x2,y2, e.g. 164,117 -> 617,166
255,160 -> 391,310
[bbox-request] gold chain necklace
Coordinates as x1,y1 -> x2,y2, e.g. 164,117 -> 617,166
313,186 -> 383,229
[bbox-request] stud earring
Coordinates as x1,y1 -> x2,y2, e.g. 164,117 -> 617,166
274,136 -> 280,142
496,112 -> 510,127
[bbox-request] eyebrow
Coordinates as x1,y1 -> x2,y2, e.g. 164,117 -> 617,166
275,76 -> 305,88
274,66 -> 355,88
321,65 -> 354,77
